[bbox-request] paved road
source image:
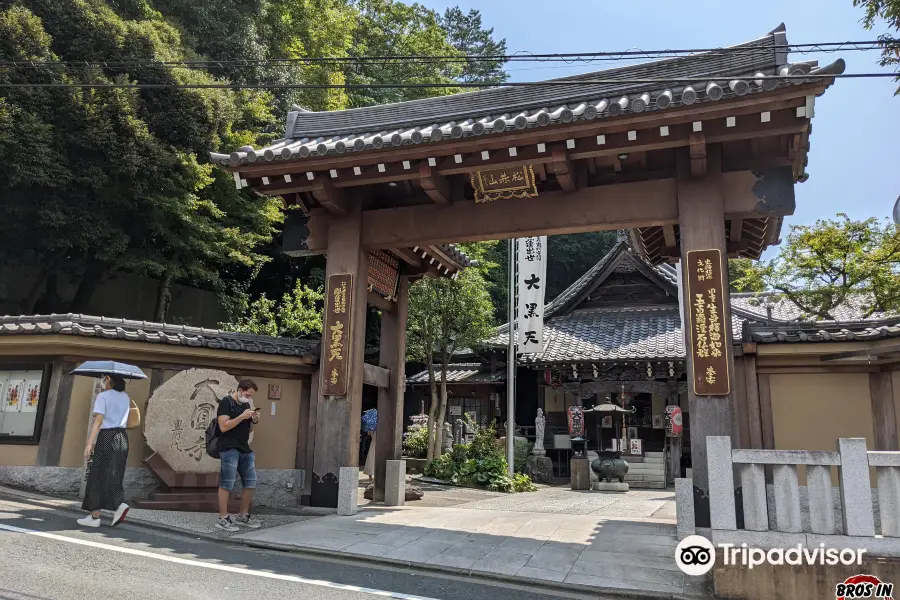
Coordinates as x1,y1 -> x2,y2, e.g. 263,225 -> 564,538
0,494 -> 587,600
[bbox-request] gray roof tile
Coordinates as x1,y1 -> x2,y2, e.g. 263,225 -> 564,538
407,363 -> 504,385
0,314 -> 319,359
215,25 -> 845,168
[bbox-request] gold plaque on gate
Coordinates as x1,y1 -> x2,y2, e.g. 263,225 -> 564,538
471,165 -> 538,203
685,249 -> 731,396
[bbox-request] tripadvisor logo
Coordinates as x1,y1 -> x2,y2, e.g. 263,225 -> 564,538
675,535 -> 868,576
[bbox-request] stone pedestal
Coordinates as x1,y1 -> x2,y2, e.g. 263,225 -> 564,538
570,457 -> 591,490
593,481 -> 629,492
385,460 -> 406,506
526,455 -> 553,484
338,467 -> 358,516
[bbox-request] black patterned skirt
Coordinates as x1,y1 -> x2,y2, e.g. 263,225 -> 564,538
82,428 -> 129,512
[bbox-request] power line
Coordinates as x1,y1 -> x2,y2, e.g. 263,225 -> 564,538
0,72 -> 895,90
0,40 -> 888,69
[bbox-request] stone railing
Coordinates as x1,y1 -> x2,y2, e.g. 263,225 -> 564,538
676,436 -> 900,557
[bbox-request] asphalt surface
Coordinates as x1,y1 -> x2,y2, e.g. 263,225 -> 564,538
0,494 -> 589,600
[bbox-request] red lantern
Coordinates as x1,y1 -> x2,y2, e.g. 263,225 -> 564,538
665,405 -> 683,437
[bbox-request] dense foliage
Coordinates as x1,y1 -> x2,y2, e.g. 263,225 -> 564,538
732,214 -> 900,320
424,422 -> 536,493
0,0 -> 509,325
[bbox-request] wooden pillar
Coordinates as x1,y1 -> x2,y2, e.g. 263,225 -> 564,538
676,144 -> 736,526
743,355 -> 763,449
310,209 -> 369,507
374,277 -> 409,502
870,370 -> 899,451
36,361 -> 76,466
301,369 -> 320,505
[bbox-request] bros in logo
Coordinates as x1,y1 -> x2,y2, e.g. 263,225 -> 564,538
835,575 -> 893,600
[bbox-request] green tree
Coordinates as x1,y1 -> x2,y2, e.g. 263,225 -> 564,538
407,267 -> 495,460
732,214 -> 900,320
220,279 -> 324,337
854,0 -> 900,93
728,258 -> 766,293
439,7 -> 507,84
0,0 -> 281,318
344,0 -> 463,107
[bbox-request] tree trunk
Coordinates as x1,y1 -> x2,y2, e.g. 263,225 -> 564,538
425,351 -> 439,461
434,352 -> 450,456
154,272 -> 173,322
35,271 -> 64,314
22,265 -> 49,314
69,261 -> 106,313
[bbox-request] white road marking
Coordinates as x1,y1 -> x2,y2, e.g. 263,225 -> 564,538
0,522 -> 440,600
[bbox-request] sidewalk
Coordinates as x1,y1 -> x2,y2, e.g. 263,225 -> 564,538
0,482 -> 706,598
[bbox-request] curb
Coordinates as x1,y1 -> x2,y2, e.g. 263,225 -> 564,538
240,539 -> 709,600
1,489 -> 709,599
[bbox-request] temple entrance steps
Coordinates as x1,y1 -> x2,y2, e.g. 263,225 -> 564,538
624,451 -> 666,489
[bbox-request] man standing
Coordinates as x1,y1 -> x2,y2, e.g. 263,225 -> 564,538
215,379 -> 262,532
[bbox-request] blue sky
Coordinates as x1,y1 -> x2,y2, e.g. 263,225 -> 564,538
419,0 -> 900,252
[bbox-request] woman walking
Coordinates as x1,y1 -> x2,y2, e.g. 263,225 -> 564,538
78,374 -> 131,528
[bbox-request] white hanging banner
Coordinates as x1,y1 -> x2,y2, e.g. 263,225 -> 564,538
517,236 -> 548,352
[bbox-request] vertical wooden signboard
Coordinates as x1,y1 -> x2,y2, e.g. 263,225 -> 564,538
685,249 -> 730,395
323,273 -> 353,397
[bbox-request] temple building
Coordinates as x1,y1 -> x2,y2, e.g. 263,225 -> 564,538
406,237 -> 900,487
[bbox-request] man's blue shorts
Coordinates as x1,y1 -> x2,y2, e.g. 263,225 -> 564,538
219,449 -> 257,491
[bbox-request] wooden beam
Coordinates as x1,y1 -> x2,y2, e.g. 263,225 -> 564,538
744,355 -> 763,449
689,133 -> 706,178
821,343 -> 900,362
367,290 -> 395,312
312,179 -> 351,215
363,363 -> 391,389
730,217 -> 744,242
662,225 -> 677,249
758,373 -> 775,451
870,371 -> 899,451
389,247 -> 423,268
302,168 -> 790,252
36,361 -> 76,466
418,164 -> 451,204
550,147 -> 577,192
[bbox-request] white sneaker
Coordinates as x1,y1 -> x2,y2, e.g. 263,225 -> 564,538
215,515 -> 239,532
111,503 -> 129,527
77,515 -> 100,528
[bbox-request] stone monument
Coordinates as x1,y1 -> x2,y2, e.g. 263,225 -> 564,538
526,408 -> 553,483
533,408 -> 546,455
145,368 -> 237,473
441,422 -> 453,454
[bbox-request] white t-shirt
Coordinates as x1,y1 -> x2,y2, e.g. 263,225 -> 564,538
93,390 -> 131,429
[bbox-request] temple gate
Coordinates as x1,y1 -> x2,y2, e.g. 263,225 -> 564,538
213,24 -> 844,524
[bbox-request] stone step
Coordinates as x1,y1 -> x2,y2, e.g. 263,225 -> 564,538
626,467 -> 665,474
644,452 -> 665,458
627,481 -> 668,489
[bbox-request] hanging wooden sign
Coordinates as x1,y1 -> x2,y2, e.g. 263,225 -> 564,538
471,165 -> 538,203
323,273 -> 353,396
685,249 -> 731,396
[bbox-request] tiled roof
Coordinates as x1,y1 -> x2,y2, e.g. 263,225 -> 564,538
0,314 -> 319,358
407,364 -> 504,385
730,292 -> 886,323
520,306 -> 685,363
746,319 -> 900,344
214,25 -> 845,168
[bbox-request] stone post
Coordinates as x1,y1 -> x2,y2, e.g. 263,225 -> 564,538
838,437 -> 875,536
706,435 -> 736,530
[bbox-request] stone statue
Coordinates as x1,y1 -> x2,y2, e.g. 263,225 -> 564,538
454,419 -> 464,446
533,408 -> 546,456
441,422 -> 453,454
